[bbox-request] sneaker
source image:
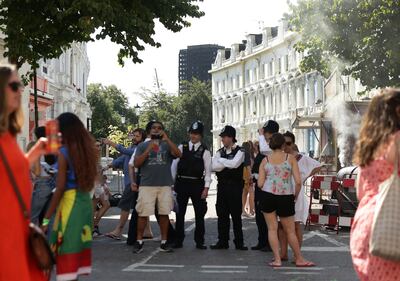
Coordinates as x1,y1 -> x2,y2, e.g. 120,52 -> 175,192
92,226 -> 101,237
159,242 -> 173,253
133,241 -> 144,254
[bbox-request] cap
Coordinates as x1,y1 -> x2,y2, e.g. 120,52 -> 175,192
262,120 -> 279,134
219,125 -> 237,142
188,121 -> 204,135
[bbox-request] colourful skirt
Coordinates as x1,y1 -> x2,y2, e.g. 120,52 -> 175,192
50,189 -> 93,281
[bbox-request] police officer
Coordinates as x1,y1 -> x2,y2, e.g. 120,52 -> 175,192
251,120 -> 279,251
171,121 -> 211,249
211,125 -> 248,250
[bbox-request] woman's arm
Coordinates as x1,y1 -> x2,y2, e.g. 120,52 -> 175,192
257,158 -> 267,188
290,156 -> 302,199
26,138 -> 47,167
42,153 -> 67,228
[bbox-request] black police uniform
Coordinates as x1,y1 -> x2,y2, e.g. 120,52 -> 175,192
214,146 -> 246,249
174,142 -> 208,248
251,152 -> 271,250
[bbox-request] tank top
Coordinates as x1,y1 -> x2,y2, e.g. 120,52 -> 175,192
58,146 -> 77,190
262,154 -> 294,195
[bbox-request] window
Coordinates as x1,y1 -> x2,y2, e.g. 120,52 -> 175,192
42,66 -> 48,74
278,58 -> 282,74
269,61 -> 273,77
285,55 -> 289,72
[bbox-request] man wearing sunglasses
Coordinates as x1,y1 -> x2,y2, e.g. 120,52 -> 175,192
133,120 -> 182,253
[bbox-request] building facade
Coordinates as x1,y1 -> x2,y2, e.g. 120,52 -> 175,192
210,21 -> 373,170
179,44 -> 225,92
28,42 -> 91,140
210,21 -> 325,155
0,35 -> 91,147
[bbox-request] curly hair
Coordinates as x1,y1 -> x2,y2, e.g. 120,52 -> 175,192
57,112 -> 98,192
354,88 -> 400,167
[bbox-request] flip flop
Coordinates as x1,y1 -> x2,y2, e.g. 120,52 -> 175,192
268,262 -> 282,268
106,233 -> 121,240
272,257 -> 288,262
296,261 -> 315,267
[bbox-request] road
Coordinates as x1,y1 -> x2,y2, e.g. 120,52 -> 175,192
77,181 -> 358,281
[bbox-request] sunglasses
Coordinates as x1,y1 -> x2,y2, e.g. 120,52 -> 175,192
8,81 -> 23,92
151,126 -> 163,130
285,142 -> 293,146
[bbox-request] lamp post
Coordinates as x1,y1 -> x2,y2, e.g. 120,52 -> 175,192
134,103 -> 141,127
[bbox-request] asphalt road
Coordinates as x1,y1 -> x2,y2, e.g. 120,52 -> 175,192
61,181 -> 359,281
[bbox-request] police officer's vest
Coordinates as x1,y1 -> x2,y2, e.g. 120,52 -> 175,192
215,146 -> 244,184
177,141 -> 206,179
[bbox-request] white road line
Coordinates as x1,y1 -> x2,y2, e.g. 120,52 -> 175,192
140,264 -> 185,268
314,232 -> 348,247
301,246 -> 349,252
282,272 -> 320,275
201,265 -> 249,269
274,267 -> 324,271
129,269 -> 173,273
199,270 -> 247,274
185,223 -> 196,232
122,249 -> 160,271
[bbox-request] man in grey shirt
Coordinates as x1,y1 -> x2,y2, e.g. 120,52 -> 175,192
133,120 -> 182,253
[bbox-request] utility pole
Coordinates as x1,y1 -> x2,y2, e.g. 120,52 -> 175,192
33,68 -> 39,129
154,68 -> 161,92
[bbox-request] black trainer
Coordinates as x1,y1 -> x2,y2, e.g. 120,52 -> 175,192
172,242 -> 183,249
210,242 -> 229,250
251,244 -> 264,250
235,245 -> 248,251
133,241 -> 144,254
160,242 -> 173,253
260,245 -> 272,252
196,244 -> 207,250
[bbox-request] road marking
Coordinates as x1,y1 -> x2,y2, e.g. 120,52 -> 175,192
282,272 -> 320,275
199,270 -> 247,274
129,269 -> 173,273
301,246 -> 349,252
122,248 -> 160,271
201,265 -> 248,269
185,223 -> 196,232
303,230 -> 348,247
141,264 -> 185,268
274,267 -> 324,271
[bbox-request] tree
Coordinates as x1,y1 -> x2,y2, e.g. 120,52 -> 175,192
0,0 -> 204,68
87,83 -> 137,139
138,79 -> 212,146
287,0 -> 400,90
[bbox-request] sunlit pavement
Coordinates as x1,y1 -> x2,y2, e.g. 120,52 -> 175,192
70,180 -> 358,281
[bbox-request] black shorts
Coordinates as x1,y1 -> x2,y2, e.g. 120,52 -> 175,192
259,191 -> 295,218
118,184 -> 137,211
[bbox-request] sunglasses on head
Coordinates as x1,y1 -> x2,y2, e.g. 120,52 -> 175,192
8,81 -> 23,92
285,141 -> 293,146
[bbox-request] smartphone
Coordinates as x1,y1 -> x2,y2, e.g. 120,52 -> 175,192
45,120 -> 61,154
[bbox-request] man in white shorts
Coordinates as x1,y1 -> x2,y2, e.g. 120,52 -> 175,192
133,120 -> 182,253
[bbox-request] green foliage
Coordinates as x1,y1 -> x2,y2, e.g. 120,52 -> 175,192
287,0 -> 400,90
139,79 -> 212,146
0,0 -> 204,68
87,83 -> 137,139
106,125 -> 133,157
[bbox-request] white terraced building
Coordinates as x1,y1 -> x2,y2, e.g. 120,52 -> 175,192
210,20 -> 325,155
